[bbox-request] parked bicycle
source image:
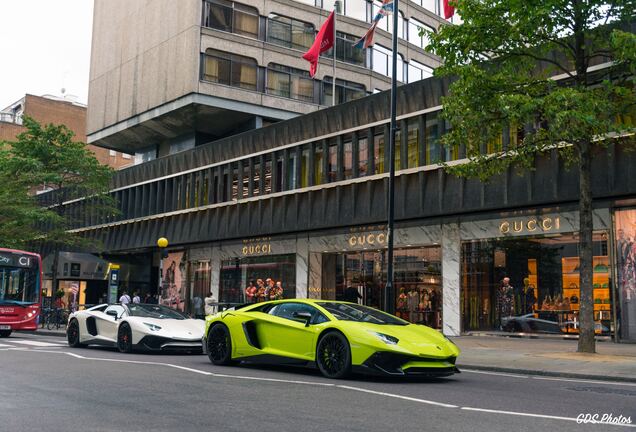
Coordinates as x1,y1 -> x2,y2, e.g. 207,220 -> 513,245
45,308 -> 68,330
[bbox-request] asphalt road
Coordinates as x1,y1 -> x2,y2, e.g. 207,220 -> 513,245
1,332 -> 634,432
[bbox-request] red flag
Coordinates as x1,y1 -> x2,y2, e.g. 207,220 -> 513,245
443,0 -> 455,19
302,11 -> 335,78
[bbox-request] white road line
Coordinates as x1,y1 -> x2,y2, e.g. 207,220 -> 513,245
0,344 -> 13,348
531,376 -> 636,387
461,369 -> 530,378
8,340 -> 67,347
462,368 -> 636,387
9,348 -> 635,428
461,407 -> 636,428
337,385 -> 458,408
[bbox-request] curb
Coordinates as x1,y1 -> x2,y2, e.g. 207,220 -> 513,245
15,329 -> 66,338
457,363 -> 636,384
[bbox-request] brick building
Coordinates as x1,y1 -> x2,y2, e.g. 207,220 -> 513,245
0,94 -> 133,173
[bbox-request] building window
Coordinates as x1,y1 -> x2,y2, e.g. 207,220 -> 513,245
373,128 -> 385,174
408,19 -> 435,50
358,134 -> 369,176
407,118 -> 419,168
371,45 -> 404,82
407,60 -> 433,84
203,49 -> 258,91
267,14 -> 315,51
220,254 -> 297,303
343,0 -> 369,21
203,0 -> 259,39
425,112 -> 441,164
387,10 -> 406,39
327,143 -> 338,182
322,77 -> 367,106
324,32 -> 366,68
314,144 -> 324,185
343,140 -> 353,179
266,63 -> 315,102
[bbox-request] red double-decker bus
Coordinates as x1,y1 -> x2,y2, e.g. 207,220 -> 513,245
0,248 -> 42,337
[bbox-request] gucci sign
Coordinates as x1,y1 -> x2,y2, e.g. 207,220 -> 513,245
241,243 -> 272,256
348,232 -> 388,247
499,217 -> 561,235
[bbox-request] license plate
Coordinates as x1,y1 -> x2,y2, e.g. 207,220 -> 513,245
0,325 -> 10,330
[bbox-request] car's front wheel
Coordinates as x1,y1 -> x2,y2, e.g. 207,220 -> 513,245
66,319 -> 85,348
316,331 -> 351,379
0,330 -> 11,338
117,323 -> 133,353
207,324 -> 235,365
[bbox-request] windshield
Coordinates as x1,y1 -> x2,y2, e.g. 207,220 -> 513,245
317,302 -> 408,326
127,304 -> 188,320
0,266 -> 39,305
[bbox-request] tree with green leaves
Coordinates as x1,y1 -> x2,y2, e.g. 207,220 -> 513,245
427,1 -> 635,352
1,116 -> 117,292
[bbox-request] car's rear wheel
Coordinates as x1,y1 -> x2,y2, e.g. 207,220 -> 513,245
66,319 -> 85,348
117,323 -> 133,353
207,324 -> 235,365
0,330 -> 11,338
316,331 -> 351,379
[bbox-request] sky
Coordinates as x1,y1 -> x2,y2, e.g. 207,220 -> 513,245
0,0 -> 94,109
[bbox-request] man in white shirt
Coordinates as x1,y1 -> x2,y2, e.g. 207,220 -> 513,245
119,291 -> 131,305
132,291 -> 141,304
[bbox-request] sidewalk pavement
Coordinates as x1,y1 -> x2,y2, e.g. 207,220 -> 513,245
454,335 -> 636,382
18,329 -> 636,382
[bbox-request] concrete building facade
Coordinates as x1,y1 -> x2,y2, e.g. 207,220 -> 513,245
87,0 -> 449,159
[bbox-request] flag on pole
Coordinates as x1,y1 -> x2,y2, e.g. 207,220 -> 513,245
443,0 -> 455,19
353,0 -> 394,49
302,11 -> 335,78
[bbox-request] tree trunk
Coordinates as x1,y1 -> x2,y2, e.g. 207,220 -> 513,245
577,140 -> 595,353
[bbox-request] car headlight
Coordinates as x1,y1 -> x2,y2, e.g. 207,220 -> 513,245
369,331 -> 399,345
143,322 -> 162,331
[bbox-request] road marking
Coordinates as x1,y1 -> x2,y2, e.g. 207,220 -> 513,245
8,348 -> 635,429
0,344 -> 13,348
8,340 -> 66,347
531,376 -> 636,387
461,407 -> 636,428
337,385 -> 458,408
462,368 -> 636,387
461,369 -> 529,379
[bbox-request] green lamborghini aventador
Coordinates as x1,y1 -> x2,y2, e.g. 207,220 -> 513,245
203,299 -> 460,379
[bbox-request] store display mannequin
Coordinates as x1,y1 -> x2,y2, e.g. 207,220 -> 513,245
496,277 -> 515,330
407,286 -> 419,322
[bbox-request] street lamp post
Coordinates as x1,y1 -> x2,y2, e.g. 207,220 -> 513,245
157,237 -> 168,300
384,0 -> 400,316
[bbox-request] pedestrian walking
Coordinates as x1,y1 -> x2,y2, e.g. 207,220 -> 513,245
119,290 -> 131,305
132,291 -> 141,304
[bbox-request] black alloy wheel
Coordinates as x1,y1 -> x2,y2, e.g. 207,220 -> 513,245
316,331 -> 352,379
207,324 -> 235,365
66,319 -> 84,348
117,323 -> 133,353
0,330 -> 11,338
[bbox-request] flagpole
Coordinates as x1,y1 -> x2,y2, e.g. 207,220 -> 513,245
332,2 -> 339,106
384,0 -> 398,315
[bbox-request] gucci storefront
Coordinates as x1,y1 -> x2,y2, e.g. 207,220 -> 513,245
179,204 -> 636,341
460,208 -> 617,338
307,224 -> 444,330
